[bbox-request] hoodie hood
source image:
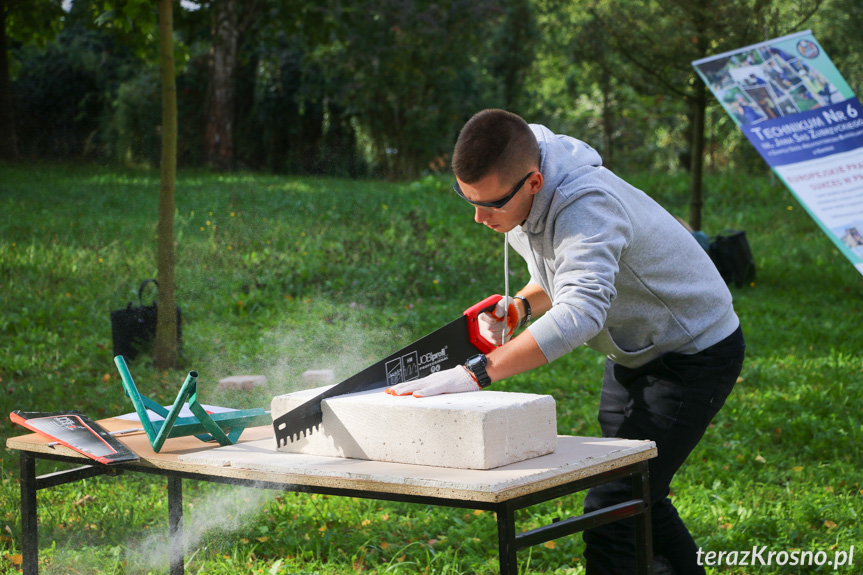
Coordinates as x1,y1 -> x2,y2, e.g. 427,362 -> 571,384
522,124 -> 604,235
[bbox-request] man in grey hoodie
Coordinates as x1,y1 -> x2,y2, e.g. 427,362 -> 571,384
387,109 -> 745,574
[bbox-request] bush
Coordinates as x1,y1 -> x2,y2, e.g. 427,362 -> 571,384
11,24 -> 133,160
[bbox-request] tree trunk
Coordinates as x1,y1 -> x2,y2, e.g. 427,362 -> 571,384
600,74 -> 614,171
593,21 -> 614,172
204,0 -> 239,171
0,0 -> 19,161
154,0 -> 179,370
688,79 -> 706,231
493,0 -> 535,111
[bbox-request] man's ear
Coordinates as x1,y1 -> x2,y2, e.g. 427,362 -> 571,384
527,171 -> 543,195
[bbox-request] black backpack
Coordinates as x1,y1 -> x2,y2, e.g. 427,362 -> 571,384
709,231 -> 756,288
110,280 -> 182,360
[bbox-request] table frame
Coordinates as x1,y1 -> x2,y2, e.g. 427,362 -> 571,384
17,448 -> 653,575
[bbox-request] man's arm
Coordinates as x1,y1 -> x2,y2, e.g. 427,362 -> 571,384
486,328 -> 547,382
487,283 -> 552,382
513,283 -> 552,323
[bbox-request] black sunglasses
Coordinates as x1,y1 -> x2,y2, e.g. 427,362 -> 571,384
453,171 -> 534,210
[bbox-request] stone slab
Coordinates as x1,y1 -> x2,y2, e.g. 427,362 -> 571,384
271,386 -> 557,469
177,436 -> 655,501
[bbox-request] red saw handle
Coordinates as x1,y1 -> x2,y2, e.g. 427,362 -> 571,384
463,294 -> 503,355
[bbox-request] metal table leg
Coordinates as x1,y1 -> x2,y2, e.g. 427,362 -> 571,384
496,501 -> 518,575
20,451 -> 38,575
633,461 -> 654,575
168,476 -> 184,575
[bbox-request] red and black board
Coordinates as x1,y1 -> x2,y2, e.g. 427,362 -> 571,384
10,410 -> 139,465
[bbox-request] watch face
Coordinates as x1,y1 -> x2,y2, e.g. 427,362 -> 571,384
467,354 -> 487,369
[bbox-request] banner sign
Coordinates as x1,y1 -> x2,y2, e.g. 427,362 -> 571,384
693,30 -> 863,275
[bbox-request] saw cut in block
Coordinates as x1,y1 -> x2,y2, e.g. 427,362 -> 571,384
271,386 -> 556,469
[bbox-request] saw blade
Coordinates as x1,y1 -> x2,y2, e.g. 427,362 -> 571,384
273,296 -> 501,447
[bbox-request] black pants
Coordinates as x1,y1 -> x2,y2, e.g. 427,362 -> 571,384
583,325 -> 745,575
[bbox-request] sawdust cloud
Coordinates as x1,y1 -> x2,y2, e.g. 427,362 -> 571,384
124,482 -> 276,573
38,306 -> 407,572
197,308 -> 410,407
31,483 -> 275,574
112,313 -> 407,571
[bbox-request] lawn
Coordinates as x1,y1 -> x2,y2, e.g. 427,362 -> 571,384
1,162 -> 861,574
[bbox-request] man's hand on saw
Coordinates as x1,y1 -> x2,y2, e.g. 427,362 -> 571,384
386,366 -> 480,398
478,296 -> 522,346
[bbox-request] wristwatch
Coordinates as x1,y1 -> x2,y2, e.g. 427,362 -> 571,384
464,354 -> 492,388
514,295 -> 532,327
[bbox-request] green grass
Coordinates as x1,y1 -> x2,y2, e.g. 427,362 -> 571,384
1,162 -> 861,574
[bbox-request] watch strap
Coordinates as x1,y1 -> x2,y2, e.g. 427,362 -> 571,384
514,295 -> 531,328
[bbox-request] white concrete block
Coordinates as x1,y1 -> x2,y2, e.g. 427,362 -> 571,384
216,375 -> 267,392
271,386 -> 556,469
301,369 -> 335,384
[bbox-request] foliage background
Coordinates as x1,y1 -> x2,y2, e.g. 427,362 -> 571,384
5,0 -> 862,179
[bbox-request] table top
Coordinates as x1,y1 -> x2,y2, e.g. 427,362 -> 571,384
8,417 -> 656,503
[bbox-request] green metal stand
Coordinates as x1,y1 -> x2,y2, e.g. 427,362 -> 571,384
114,355 -> 270,453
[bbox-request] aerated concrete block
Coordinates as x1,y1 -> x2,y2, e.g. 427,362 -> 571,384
271,386 -> 556,469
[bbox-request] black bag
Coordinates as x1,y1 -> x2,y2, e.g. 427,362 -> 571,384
110,280 -> 182,360
709,231 -> 756,288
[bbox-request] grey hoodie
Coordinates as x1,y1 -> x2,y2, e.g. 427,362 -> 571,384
509,125 -> 739,368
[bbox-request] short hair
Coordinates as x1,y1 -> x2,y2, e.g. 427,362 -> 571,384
452,109 -> 540,186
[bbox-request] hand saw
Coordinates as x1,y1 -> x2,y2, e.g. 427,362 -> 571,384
273,294 -> 503,447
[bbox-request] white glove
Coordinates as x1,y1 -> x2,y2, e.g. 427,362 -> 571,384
386,366 -> 480,398
478,297 -> 522,346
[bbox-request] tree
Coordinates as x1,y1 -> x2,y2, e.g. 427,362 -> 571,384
810,0 -> 863,96
0,0 -> 64,160
203,0 -> 260,171
589,0 -> 824,229
153,0 -> 179,369
488,0 -> 537,111
532,3 -> 625,170
92,0 -> 180,367
0,0 -> 15,159
301,0 -> 503,178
